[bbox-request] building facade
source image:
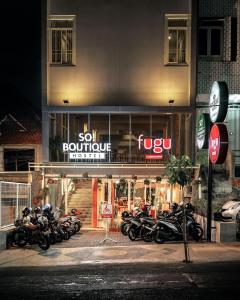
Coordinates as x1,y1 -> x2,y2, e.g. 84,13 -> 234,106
195,0 -> 240,218
41,0 -> 197,227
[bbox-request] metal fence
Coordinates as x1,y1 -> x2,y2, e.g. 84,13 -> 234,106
0,181 -> 31,228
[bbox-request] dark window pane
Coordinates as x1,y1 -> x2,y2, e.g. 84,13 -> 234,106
168,30 -> 177,62
51,20 -> 73,28
168,20 -> 187,27
178,30 -> 186,63
4,149 -> 34,171
231,17 -> 237,61
198,29 -> 207,55
211,29 -> 221,55
235,165 -> 240,177
199,20 -> 223,27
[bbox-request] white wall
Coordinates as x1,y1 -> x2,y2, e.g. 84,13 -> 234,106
47,0 -> 192,107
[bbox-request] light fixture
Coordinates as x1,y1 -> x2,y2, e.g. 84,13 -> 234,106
63,99 -> 69,104
168,99 -> 174,104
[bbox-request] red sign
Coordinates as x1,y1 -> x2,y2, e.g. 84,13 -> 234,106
209,124 -> 228,164
101,203 -> 113,218
145,154 -> 163,160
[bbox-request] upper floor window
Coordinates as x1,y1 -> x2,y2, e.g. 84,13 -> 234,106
166,17 -> 189,64
49,16 -> 76,65
198,20 -> 223,58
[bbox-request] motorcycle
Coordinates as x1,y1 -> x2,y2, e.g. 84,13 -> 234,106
120,211 -> 132,236
128,211 -> 155,242
11,217 -> 51,250
154,209 -> 203,244
64,209 -> 82,233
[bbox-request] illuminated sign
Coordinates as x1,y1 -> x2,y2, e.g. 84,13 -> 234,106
138,134 -> 171,160
63,133 -> 111,160
209,81 -> 228,123
197,113 -> 210,150
209,124 -> 228,164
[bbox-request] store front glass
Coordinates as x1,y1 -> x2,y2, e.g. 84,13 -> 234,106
49,113 -> 191,163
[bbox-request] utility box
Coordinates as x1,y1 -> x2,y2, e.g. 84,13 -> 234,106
215,221 -> 237,243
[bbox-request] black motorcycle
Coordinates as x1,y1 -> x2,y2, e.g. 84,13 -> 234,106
154,210 -> 203,244
128,212 -> 155,242
11,218 -> 51,250
120,211 -> 132,236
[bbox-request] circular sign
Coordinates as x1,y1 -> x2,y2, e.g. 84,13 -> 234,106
197,113 -> 210,149
209,81 -> 229,123
209,124 -> 228,164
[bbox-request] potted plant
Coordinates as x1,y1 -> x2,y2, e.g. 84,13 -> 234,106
144,178 -> 150,185
82,172 -> 89,178
132,175 -> 137,181
155,176 -> 162,183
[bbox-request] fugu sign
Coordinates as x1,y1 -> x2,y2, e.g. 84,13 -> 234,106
63,133 -> 111,159
138,134 -> 171,160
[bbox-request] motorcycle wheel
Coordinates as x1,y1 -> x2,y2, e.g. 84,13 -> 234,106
38,234 -> 50,250
15,232 -> 27,247
62,230 -> 71,240
71,228 -> 77,236
120,222 -> 128,236
142,228 -> 153,242
154,229 -> 166,244
128,228 -> 137,241
191,226 -> 203,242
56,233 -> 63,243
49,233 -> 56,245
6,232 -> 14,249
75,223 -> 81,233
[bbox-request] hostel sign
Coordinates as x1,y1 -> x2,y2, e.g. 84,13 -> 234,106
63,133 -> 111,160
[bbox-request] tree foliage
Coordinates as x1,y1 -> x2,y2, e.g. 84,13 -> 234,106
165,155 -> 193,187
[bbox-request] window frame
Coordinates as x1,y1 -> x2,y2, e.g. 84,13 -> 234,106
198,25 -> 223,59
164,14 -> 191,66
49,15 -> 76,66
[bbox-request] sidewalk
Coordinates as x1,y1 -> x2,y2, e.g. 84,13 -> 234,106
0,239 -> 239,268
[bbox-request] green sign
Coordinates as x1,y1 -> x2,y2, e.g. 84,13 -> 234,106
197,113 -> 210,150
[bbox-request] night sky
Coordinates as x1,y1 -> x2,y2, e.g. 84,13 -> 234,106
0,1 -> 42,113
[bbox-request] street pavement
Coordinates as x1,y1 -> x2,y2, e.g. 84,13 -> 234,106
0,230 -> 239,299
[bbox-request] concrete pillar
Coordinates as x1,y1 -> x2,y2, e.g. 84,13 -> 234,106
127,180 -> 131,211
42,111 -> 50,162
0,146 -> 4,171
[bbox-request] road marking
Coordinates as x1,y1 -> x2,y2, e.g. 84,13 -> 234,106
182,273 -> 198,287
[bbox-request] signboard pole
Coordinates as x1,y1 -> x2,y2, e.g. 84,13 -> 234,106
99,218 -> 117,244
99,202 -> 117,244
207,157 -> 213,242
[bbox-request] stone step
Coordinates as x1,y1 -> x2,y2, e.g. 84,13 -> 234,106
69,205 -> 92,208
69,196 -> 92,198
69,200 -> 92,203
73,190 -> 92,192
70,194 -> 92,200
69,202 -> 92,206
68,200 -> 92,203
